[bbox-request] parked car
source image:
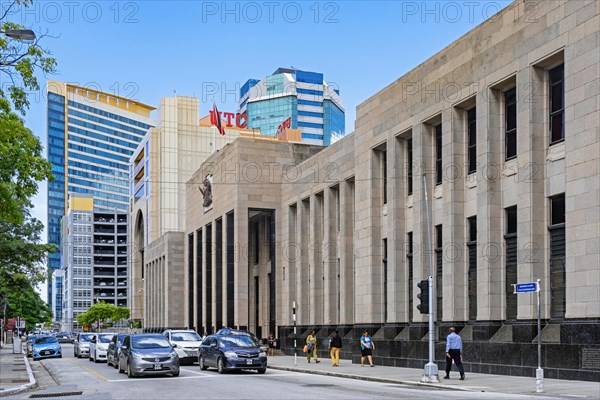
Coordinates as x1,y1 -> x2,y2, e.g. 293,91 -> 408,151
215,328 -> 267,351
74,332 -> 96,358
118,334 -> 179,378
198,333 -> 267,374
26,334 -> 38,357
162,329 -> 203,365
107,333 -> 128,368
56,332 -> 72,343
89,333 -> 115,363
32,335 -> 62,361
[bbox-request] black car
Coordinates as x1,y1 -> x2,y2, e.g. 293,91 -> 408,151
107,333 -> 128,368
56,332 -> 72,343
198,333 -> 267,374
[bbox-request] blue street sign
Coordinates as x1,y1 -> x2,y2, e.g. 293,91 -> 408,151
514,282 -> 539,293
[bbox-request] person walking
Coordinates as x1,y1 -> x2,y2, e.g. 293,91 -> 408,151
306,330 -> 319,363
360,330 -> 375,367
329,330 -> 342,366
268,332 -> 276,357
444,327 -> 465,380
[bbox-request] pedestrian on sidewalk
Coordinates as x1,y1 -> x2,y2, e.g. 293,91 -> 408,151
360,330 -> 375,367
268,332 -> 276,357
306,330 -> 319,363
444,327 -> 465,380
329,330 -> 342,366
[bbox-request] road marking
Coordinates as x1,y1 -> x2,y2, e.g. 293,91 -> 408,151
64,358 -> 110,381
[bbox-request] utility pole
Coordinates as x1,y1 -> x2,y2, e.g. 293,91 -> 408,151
421,174 -> 439,382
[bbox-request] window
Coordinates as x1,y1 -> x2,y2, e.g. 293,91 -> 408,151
383,238 -> 388,322
504,88 -> 517,160
467,108 -> 477,174
407,232 -> 414,320
505,206 -> 517,320
435,124 -> 442,185
435,225 -> 443,320
549,194 -> 565,318
549,64 -> 565,144
467,216 -> 477,320
382,150 -> 387,204
407,138 -> 413,195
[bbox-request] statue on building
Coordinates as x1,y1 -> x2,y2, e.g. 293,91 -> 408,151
198,175 -> 213,211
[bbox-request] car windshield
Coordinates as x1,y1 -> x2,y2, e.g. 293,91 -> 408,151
98,334 -> 113,343
35,336 -> 58,344
171,332 -> 201,341
79,334 -> 94,342
219,336 -> 258,348
132,335 -> 171,349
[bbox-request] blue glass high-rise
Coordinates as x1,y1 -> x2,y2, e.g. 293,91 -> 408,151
238,68 -> 345,146
46,81 -> 154,307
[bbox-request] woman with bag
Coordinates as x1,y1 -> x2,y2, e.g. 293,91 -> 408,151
306,330 -> 320,363
360,330 -> 375,367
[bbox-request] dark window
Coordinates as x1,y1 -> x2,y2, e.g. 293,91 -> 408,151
506,206 -> 517,235
407,138 -> 413,195
226,212 -> 235,328
383,238 -> 388,322
467,217 -> 477,320
435,225 -> 442,320
382,150 -> 388,204
196,229 -> 203,333
253,222 -> 260,264
254,276 -> 260,338
467,108 -> 477,174
549,194 -> 565,318
205,224 -> 213,333
407,232 -> 414,320
505,206 -> 517,320
549,64 -> 565,144
504,87 -> 517,160
268,213 -> 276,335
435,124 -> 442,185
188,233 -> 194,329
550,195 -> 565,225
216,218 -> 223,330
468,216 -> 477,242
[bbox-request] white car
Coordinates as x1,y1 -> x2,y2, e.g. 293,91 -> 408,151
163,330 -> 203,365
89,333 -> 116,363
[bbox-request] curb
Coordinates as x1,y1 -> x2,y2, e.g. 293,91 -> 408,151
0,352 -> 37,398
267,365 -> 477,392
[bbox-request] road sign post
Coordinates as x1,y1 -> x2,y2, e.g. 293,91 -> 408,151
513,280 -> 543,393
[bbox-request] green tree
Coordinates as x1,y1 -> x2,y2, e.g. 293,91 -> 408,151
113,306 -> 130,322
1,0 -> 57,114
0,273 -> 52,329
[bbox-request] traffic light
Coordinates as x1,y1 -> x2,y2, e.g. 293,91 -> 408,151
417,279 -> 430,314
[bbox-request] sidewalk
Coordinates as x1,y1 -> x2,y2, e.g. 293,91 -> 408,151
0,342 -> 36,397
267,354 -> 600,398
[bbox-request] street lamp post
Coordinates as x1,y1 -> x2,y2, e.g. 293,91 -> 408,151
0,29 -> 36,42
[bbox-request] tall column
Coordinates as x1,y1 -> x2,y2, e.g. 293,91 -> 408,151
309,193 -> 324,325
234,211 -> 248,328
323,187 -> 337,325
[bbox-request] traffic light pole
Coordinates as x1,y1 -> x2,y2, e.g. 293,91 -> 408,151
422,174 -> 439,383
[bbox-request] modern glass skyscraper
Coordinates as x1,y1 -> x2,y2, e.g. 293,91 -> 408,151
238,68 -> 345,146
46,81 -> 154,305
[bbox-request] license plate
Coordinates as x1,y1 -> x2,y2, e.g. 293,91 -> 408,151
42,350 -> 50,355
246,359 -> 253,365
154,364 -> 162,370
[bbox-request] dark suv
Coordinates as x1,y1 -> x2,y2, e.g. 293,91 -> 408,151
198,332 -> 267,374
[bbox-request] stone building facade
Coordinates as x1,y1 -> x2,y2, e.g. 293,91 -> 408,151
185,0 -> 599,380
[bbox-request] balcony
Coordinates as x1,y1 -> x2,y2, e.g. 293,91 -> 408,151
94,267 -> 115,276
94,226 -> 114,234
94,235 -> 115,245
94,279 -> 115,287
95,215 -> 115,224
94,246 -> 114,256
94,257 -> 116,266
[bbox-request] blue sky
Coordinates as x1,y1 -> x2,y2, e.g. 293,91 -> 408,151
6,0 -> 510,297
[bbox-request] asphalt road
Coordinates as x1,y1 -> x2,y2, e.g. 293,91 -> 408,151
15,344 -> 565,400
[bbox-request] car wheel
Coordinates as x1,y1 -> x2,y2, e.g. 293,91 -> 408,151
89,355 -> 93,361
199,356 -> 208,370
257,368 -> 266,374
127,361 -> 134,378
172,369 -> 180,377
217,357 -> 225,374
118,359 -> 124,373
33,357 -> 38,361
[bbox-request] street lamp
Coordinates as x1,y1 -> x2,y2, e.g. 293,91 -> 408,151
0,29 -> 36,42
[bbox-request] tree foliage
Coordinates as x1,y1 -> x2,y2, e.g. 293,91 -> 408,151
0,273 -> 52,329
76,302 -> 131,330
1,0 -> 57,114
